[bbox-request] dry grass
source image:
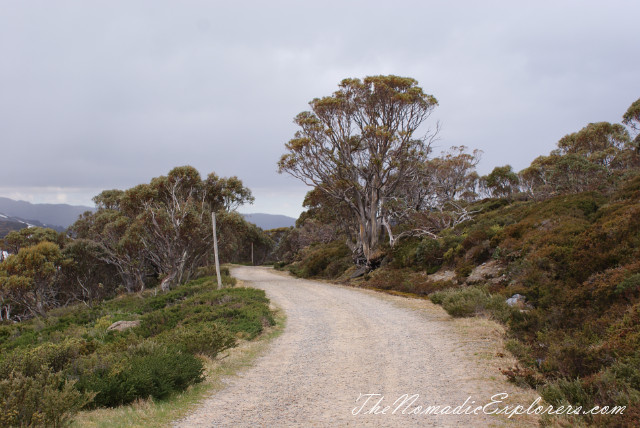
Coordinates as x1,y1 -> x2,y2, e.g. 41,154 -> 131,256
447,316 -> 541,427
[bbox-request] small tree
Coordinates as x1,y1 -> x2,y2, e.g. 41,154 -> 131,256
70,206 -> 147,293
378,145 -> 481,246
482,165 -> 520,198
622,97 -> 640,157
556,121 -> 631,170
3,227 -> 65,254
425,145 -> 481,203
70,166 -> 254,292
61,239 -> 119,306
125,166 -> 213,291
0,242 -> 66,317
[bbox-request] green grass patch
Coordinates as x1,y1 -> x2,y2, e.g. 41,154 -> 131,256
429,286 -> 517,323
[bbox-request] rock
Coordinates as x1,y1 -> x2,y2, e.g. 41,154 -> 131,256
466,260 -> 504,285
350,267 -> 368,279
428,270 -> 456,283
379,255 -> 392,267
538,219 -> 554,231
506,294 -> 525,307
107,320 -> 140,332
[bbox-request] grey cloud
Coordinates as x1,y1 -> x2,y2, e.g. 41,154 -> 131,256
1,0 -> 639,216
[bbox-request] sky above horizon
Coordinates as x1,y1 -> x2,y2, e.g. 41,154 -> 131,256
1,1 -> 639,218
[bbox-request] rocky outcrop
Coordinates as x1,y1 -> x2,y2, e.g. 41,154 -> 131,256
465,260 -> 505,285
107,320 -> 140,332
506,294 -> 529,309
428,269 -> 456,283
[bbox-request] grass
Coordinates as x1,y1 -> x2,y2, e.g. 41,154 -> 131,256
71,307 -> 285,428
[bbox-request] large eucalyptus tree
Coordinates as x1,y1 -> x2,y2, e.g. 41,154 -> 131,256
278,75 -> 438,266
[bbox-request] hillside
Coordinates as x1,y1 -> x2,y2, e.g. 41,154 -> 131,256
242,213 -> 296,230
0,272 -> 275,426
0,212 -> 66,238
0,197 -> 94,229
0,214 -> 26,238
278,174 -> 640,426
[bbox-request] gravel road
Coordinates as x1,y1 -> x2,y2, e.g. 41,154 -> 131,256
175,266 -> 530,427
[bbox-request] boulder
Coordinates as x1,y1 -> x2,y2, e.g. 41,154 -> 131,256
506,294 -> 526,308
350,267 -> 368,279
428,270 -> 456,283
466,260 -> 504,285
107,320 -> 140,332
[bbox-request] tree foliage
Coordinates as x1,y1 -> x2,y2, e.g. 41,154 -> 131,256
0,166 -> 260,321
482,165 -> 520,198
71,166 -> 255,292
623,97 -> 640,154
279,75 -> 438,265
424,145 -> 481,203
2,227 -> 66,255
61,239 -> 119,306
216,211 -> 273,265
70,207 -> 147,293
519,118 -> 638,200
0,242 -> 66,318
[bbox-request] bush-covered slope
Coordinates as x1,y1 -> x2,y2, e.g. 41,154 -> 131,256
281,173 -> 640,426
0,273 -> 275,426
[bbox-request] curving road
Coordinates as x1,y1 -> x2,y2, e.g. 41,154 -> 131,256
175,266 -> 530,427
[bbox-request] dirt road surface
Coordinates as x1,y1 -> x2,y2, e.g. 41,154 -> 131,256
175,266 -> 535,427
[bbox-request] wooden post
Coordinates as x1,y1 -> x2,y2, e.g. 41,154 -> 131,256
212,212 -> 222,289
251,242 -> 254,266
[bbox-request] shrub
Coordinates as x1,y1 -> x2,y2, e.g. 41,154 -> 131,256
0,274 -> 274,421
179,288 -> 274,338
537,364 -> 640,427
160,323 -> 236,358
432,287 -> 489,317
484,294 -> 515,324
0,338 -> 91,379
0,369 -> 93,427
615,273 -> 640,296
366,268 -> 410,291
499,365 -> 546,389
415,238 -> 444,272
390,238 -> 420,269
504,339 -> 537,368
289,241 -> 350,278
540,378 -> 593,409
135,307 -> 182,338
76,341 -> 204,408
324,257 -> 353,278
430,287 -> 517,322
454,263 -> 474,281
543,335 -> 604,378
194,265 -> 235,286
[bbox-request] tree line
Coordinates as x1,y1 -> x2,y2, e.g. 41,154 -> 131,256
278,75 -> 640,268
0,166 -> 272,321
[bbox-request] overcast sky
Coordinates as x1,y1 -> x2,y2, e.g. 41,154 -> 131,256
1,1 -> 639,218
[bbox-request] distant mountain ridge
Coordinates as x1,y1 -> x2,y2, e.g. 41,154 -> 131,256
0,213 -> 34,238
241,213 -> 296,230
0,197 -> 94,229
0,211 -> 65,238
0,197 -> 295,235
